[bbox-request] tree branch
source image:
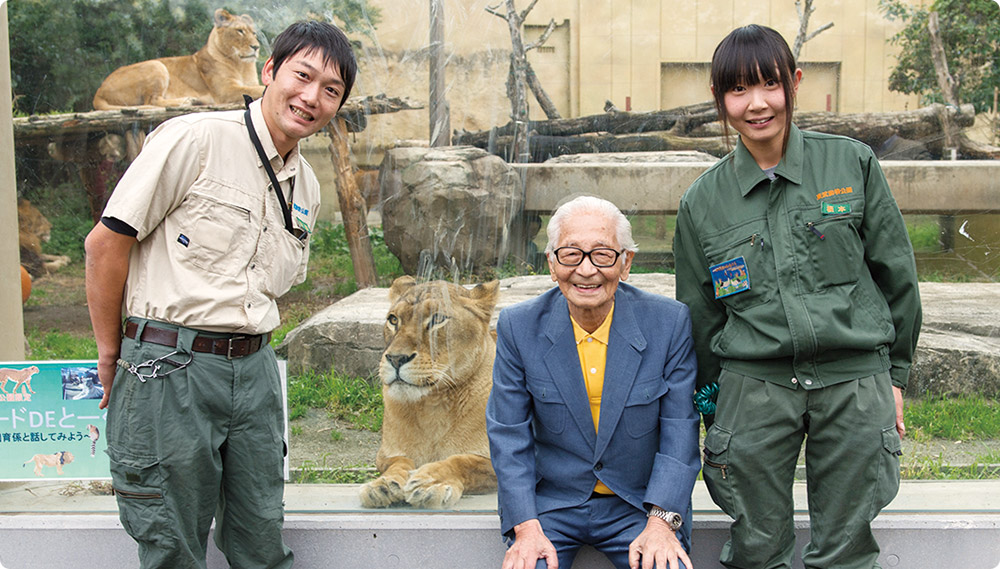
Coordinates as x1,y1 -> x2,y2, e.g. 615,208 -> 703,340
525,18 -> 557,52
518,0 -> 541,21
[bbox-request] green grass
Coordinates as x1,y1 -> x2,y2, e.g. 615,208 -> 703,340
287,370 -> 383,432
305,222 -> 404,292
25,328 -> 98,360
905,394 -> 1000,441
905,215 -> 942,253
293,458 -> 378,484
901,454 -> 1000,480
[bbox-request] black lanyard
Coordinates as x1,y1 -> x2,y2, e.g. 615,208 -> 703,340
243,95 -> 294,235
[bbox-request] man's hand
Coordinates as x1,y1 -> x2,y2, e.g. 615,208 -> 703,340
503,519 -> 558,569
893,385 -> 905,438
628,516 -> 691,569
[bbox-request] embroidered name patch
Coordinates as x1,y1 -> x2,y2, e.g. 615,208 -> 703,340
710,256 -> 751,299
821,202 -> 852,215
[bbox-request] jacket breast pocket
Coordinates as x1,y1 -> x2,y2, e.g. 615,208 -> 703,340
175,183 -> 256,277
703,220 -> 776,311
527,377 -> 567,435
623,376 -> 669,438
799,212 -> 864,289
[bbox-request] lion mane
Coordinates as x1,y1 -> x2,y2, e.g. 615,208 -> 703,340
359,276 -> 499,509
92,9 -> 265,110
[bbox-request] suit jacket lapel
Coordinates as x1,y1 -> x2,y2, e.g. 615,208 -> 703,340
594,288 -> 646,459
542,295 -> 598,450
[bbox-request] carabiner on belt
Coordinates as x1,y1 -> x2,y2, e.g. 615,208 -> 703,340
117,350 -> 193,383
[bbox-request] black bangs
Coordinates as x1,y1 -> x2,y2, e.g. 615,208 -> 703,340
711,25 -> 794,94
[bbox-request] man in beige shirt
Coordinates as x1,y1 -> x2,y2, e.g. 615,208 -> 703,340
84,20 -> 356,569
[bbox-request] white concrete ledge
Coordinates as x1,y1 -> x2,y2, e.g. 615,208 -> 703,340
2,481 -> 999,569
515,160 -> 1000,215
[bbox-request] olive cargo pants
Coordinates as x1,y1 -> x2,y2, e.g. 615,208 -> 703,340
702,369 -> 901,569
107,318 -> 292,569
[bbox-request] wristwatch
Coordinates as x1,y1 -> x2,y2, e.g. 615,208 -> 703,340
647,506 -> 684,531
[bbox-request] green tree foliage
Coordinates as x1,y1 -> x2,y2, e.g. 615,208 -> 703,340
9,0 -> 213,114
880,0 -> 1000,112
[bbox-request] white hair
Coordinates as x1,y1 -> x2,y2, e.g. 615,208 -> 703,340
544,196 -> 638,264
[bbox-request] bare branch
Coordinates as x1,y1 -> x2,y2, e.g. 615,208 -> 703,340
518,0 -> 542,21
804,22 -> 835,44
792,0 -> 833,60
525,19 -> 557,52
485,4 -> 505,18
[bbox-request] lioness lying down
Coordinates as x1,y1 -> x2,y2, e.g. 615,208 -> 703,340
92,9 -> 265,110
360,276 -> 499,509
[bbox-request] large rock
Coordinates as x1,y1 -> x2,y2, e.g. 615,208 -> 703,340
379,146 -> 523,276
908,282 -> 1000,397
278,277 -> 1000,397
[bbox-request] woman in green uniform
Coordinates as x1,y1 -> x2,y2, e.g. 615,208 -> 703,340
673,24 -> 921,569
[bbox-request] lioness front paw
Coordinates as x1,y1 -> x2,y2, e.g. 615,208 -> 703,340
403,470 -> 463,509
359,474 -> 407,508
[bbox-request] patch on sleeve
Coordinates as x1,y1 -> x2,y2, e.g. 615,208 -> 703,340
177,234 -> 190,247
710,256 -> 751,299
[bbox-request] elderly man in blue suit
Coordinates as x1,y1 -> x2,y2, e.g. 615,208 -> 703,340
487,196 -> 700,569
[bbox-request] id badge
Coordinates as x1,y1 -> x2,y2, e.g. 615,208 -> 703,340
710,256 -> 751,299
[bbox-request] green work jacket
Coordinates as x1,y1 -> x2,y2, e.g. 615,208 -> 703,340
673,124 -> 922,393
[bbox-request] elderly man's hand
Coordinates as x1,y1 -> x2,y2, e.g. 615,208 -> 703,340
503,519 -> 558,569
628,516 -> 691,569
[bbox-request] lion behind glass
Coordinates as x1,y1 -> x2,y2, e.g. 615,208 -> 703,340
92,9 -> 265,110
360,276 -> 499,509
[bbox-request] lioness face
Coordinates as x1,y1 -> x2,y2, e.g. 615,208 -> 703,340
215,14 -> 260,60
380,278 -> 497,402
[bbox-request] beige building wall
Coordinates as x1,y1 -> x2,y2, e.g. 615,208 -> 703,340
341,0 -> 921,166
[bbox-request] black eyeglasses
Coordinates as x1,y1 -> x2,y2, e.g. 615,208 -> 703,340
553,247 -> 624,268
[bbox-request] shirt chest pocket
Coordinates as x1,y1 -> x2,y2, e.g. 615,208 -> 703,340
175,184 -> 256,278
703,220 -> 777,311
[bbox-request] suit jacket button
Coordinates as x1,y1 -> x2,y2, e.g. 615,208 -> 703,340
594,462 -> 603,471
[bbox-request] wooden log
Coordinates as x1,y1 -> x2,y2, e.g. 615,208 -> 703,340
327,117 -> 377,289
456,102 -> 977,155
489,131 -> 730,162
12,94 -> 422,143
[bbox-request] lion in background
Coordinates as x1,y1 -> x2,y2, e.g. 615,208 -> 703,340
359,276 -> 499,509
92,9 -> 265,110
18,199 -> 70,278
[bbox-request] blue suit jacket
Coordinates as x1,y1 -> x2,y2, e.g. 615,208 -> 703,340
486,282 -> 700,536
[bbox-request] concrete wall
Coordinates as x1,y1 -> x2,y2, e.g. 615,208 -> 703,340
344,0 -> 923,165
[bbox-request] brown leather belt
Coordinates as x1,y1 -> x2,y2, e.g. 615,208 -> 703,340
124,321 -> 270,359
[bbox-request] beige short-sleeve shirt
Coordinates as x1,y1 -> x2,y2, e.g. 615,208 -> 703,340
103,99 -> 321,334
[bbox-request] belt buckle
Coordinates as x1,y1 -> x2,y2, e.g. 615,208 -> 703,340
227,335 -> 248,360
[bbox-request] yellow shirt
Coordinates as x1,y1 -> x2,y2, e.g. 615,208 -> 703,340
572,304 -> 615,495
103,99 -> 320,334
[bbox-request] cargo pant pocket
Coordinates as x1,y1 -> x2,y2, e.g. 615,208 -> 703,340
702,424 -> 736,518
108,446 -> 173,545
872,426 -> 902,514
